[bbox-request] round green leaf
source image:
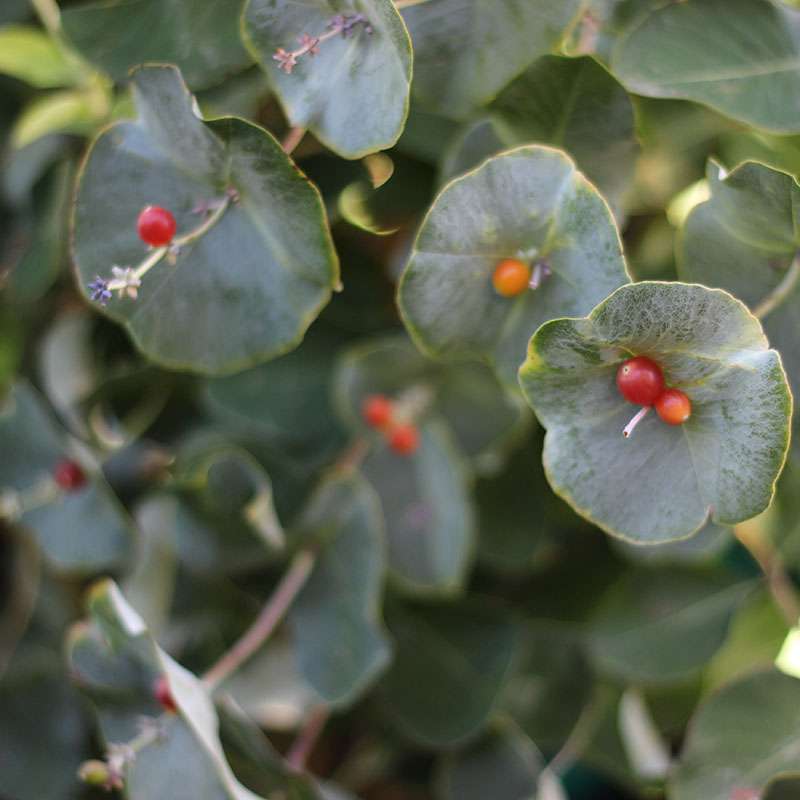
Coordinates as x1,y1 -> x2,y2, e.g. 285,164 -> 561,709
379,599 -> 519,747
72,65 -> 338,375
361,420 -> 475,595
61,0 -> 252,89
333,335 -> 529,468
519,282 -> 792,543
437,725 -> 564,800
400,0 -> 582,120
611,0 -> 800,132
679,160 -> 800,449
242,0 -> 412,159
399,145 -> 630,387
587,568 -> 752,684
289,473 -> 391,707
670,670 -> 800,800
0,383 -> 133,573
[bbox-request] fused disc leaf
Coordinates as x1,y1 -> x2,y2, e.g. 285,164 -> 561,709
679,160 -> 800,448
587,568 -> 751,684
289,473 -> 391,706
0,383 -> 132,573
611,0 -> 800,132
243,0 -> 412,159
72,65 -> 338,374
401,0 -> 582,120
379,599 -> 518,746
670,670 -> 800,800
61,0 -> 252,89
519,282 -> 792,543
399,145 -> 630,386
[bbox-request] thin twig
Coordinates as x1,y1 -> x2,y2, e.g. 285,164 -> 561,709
753,255 -> 800,320
287,705 -> 330,771
202,549 -> 316,688
735,522 -> 800,627
282,126 -> 306,155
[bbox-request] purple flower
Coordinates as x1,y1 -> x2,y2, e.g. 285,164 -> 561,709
88,276 -> 111,305
273,47 -> 298,74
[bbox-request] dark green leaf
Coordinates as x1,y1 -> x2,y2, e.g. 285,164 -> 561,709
379,599 -> 518,746
72,65 -> 338,375
61,0 -> 252,89
611,0 -> 800,132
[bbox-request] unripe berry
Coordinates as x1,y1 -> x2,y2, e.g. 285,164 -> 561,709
362,394 -> 393,429
388,424 -> 419,456
153,674 -> 177,713
53,459 -> 87,491
616,356 -> 664,406
492,258 -> 531,297
77,760 -> 111,786
655,388 -> 691,426
137,205 -> 176,247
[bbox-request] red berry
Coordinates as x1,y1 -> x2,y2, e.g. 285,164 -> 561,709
492,258 -> 531,297
388,424 -> 420,456
153,675 -> 177,713
53,459 -> 87,491
655,388 -> 691,426
616,356 -> 665,406
362,394 -> 393,429
137,205 -> 176,247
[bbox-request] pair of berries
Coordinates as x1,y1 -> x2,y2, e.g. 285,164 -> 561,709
137,205 -> 176,247
617,356 -> 691,437
362,395 -> 420,456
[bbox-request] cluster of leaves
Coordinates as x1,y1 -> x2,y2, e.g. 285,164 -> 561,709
4,1 -> 800,800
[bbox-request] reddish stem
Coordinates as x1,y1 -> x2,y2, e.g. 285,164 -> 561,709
287,705 -> 330,771
623,406 -> 650,438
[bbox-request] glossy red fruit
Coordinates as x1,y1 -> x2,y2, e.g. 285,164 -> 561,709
655,388 -> 691,426
492,258 -> 531,297
154,675 -> 177,713
388,424 -> 420,456
53,459 -> 87,491
616,356 -> 665,406
137,205 -> 176,247
362,394 -> 393,429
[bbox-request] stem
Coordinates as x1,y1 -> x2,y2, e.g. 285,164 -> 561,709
286,706 -> 329,771
623,406 -> 650,438
735,521 -> 800,627
282,126 -> 306,155
30,0 -> 61,36
202,549 -> 316,688
393,0 -> 430,7
753,255 -> 800,320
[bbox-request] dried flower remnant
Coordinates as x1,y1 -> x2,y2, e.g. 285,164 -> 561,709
272,13 -> 373,74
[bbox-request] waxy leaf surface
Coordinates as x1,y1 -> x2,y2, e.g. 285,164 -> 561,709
400,145 -> 630,386
72,65 -> 338,374
519,282 -> 791,542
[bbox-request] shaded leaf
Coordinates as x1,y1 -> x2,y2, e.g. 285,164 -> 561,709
401,0 -> 582,120
61,0 -> 252,89
400,145 -> 630,386
243,0 -> 412,158
379,598 -> 518,746
519,282 -> 792,542
611,0 -> 800,132
289,472 -> 391,706
72,65 -> 338,374
362,421 -> 475,594
670,670 -> 800,800
0,383 -> 133,572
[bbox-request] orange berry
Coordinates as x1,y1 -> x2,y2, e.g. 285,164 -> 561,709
362,394 -> 393,429
388,424 -> 419,456
492,258 -> 531,297
655,389 -> 691,426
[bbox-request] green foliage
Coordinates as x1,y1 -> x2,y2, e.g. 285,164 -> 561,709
5,4 -> 800,800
